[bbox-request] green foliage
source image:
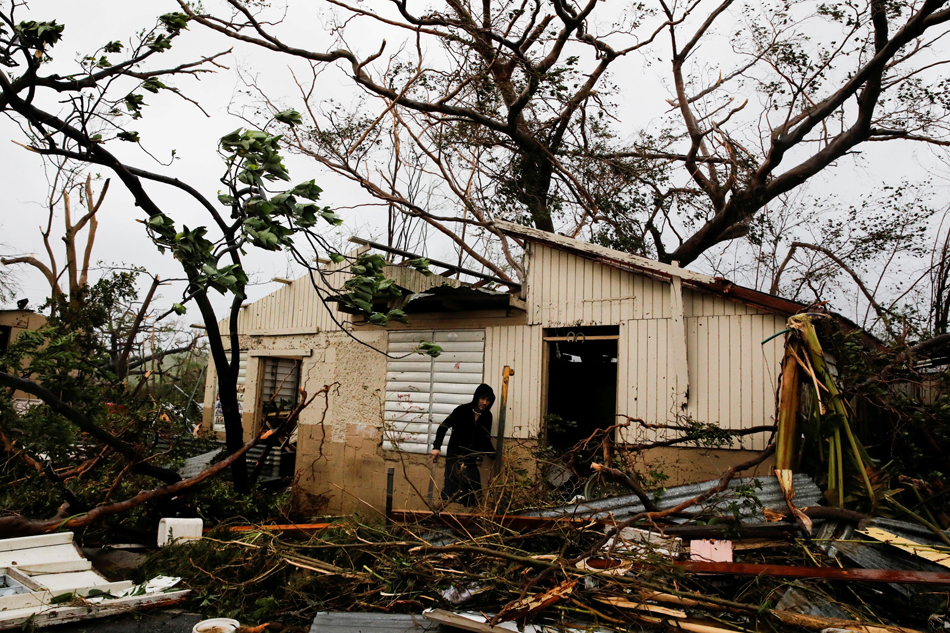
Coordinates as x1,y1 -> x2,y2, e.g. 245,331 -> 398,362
116,130 -> 140,142
336,252 -> 430,325
14,20 -> 64,52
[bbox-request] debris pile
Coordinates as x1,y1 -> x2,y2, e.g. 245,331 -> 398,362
135,468 -> 950,632
0,532 -> 187,629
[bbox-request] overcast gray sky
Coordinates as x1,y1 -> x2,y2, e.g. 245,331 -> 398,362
0,0 -> 379,317
3,0 -> 949,332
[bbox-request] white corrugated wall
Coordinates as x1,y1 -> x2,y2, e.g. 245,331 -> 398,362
484,325 -> 544,439
503,242 -> 788,448
220,246 -> 366,336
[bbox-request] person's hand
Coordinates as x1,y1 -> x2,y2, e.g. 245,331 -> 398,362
430,449 -> 441,463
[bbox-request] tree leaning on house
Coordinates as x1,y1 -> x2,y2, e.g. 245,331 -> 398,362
177,0 -> 950,284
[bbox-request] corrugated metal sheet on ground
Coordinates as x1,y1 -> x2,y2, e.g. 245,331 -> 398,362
177,444 -> 285,480
310,612 -> 446,632
522,473 -> 822,523
827,518 -> 950,609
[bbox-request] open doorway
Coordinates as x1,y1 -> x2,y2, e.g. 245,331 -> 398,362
544,326 -> 619,450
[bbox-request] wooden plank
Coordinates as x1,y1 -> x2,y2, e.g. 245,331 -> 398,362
669,275 -> 689,411
0,533 -> 73,552
527,325 -> 542,439
0,544 -> 84,567
12,560 -> 92,574
730,315 -> 743,445
0,590 -> 190,630
248,349 -> 313,357
675,560 -> 950,585
703,317 -> 718,427
857,527 -> 950,568
0,589 -> 51,613
591,259 -> 603,323
646,319 -> 659,427
717,316 -> 730,430
750,315 -> 766,451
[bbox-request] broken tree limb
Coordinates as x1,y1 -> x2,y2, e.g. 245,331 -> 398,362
790,314 -> 877,510
775,337 -> 802,470
769,609 -> 922,633
613,442 -> 777,529
776,468 -> 813,536
590,462 -> 658,512
0,426 -> 278,537
0,370 -> 181,484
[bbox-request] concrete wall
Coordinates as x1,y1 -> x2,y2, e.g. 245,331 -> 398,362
0,310 -> 48,402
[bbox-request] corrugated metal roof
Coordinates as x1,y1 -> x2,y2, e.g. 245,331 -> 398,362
522,473 -> 822,524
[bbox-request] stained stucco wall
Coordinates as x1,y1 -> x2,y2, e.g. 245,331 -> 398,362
1,310 -> 48,402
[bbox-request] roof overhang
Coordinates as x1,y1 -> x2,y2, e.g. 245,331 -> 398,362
494,220 -> 806,317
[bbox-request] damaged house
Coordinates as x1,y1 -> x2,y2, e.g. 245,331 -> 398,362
201,222 -> 807,514
0,307 -> 47,408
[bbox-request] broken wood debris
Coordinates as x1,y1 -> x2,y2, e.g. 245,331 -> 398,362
0,532 -> 187,629
130,494 -> 950,633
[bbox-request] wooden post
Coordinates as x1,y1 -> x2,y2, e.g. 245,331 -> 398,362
386,467 -> 394,525
669,265 -> 689,410
493,366 -> 514,477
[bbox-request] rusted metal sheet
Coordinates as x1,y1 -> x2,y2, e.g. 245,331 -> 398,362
674,561 -> 950,584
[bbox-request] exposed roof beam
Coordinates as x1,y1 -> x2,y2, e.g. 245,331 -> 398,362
348,237 -> 519,290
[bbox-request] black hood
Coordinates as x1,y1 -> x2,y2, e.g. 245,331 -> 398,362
473,383 -> 496,408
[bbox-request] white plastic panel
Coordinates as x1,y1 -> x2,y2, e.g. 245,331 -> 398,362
383,330 -> 485,454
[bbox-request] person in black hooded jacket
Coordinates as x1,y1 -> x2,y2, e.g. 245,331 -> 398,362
430,383 -> 495,507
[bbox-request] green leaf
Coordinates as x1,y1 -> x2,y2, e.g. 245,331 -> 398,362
417,342 -> 442,358
116,131 -> 140,143
141,77 -> 167,93
290,180 -> 323,201
274,109 -> 303,127
321,210 -> 343,226
386,309 -> 408,323
147,34 -> 172,51
124,93 -> 145,118
15,20 -> 64,51
217,193 -> 236,205
329,253 -> 345,264
172,303 -> 187,315
159,12 -> 190,35
103,40 -> 123,53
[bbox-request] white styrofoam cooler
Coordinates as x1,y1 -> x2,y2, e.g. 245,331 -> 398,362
157,518 -> 203,547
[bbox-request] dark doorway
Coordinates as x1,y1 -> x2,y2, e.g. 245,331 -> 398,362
545,327 -> 618,450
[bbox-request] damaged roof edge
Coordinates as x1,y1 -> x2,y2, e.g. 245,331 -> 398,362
495,220 -> 885,349
495,219 -> 804,316
349,236 -> 521,291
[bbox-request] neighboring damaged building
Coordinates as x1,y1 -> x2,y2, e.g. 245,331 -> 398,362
0,308 -> 48,408
202,224 -> 805,514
